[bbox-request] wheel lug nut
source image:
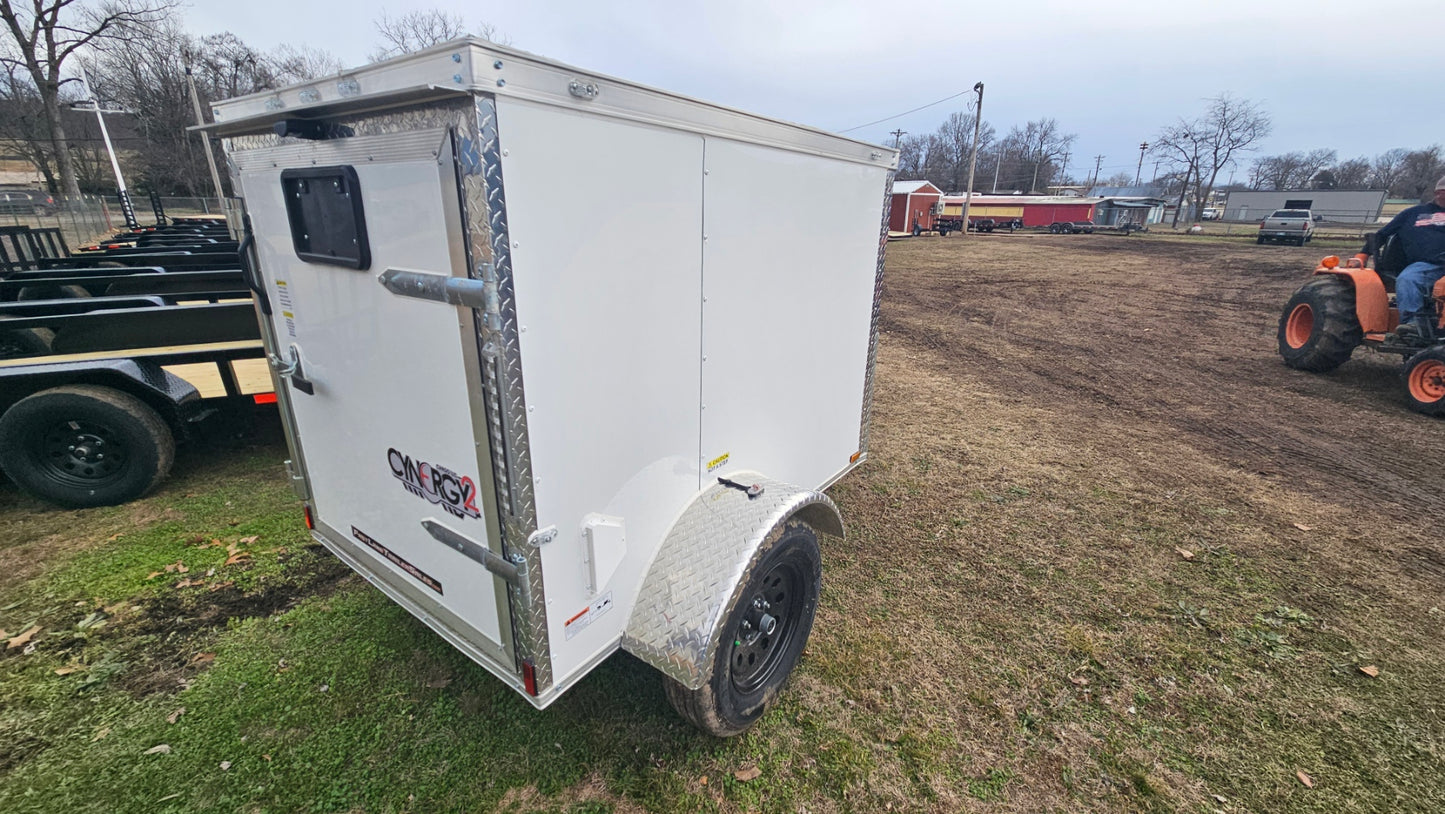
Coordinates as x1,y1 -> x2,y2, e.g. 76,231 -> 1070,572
96,454 -> 104,460
68,445 -> 75,451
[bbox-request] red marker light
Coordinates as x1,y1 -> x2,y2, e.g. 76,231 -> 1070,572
303,504 -> 314,530
253,392 -> 278,404
521,660 -> 538,696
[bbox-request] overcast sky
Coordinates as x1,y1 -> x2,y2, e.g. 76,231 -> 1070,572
187,0 -> 1442,182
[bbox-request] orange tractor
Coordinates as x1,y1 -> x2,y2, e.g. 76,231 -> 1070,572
1277,236 -> 1445,416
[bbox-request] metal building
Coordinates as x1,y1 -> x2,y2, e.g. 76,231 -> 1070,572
1222,190 -> 1387,224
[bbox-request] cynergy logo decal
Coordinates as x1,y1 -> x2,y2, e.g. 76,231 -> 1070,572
387,447 -> 481,520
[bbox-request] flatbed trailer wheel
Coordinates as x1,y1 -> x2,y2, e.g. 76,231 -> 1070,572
0,327 -> 53,359
0,384 -> 174,507
1403,348 -> 1445,416
663,522 -> 822,737
1277,275 -> 1362,372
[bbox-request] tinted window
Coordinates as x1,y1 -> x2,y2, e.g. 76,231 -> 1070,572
1270,210 -> 1309,219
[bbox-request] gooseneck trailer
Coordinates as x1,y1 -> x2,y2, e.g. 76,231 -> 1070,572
211,39 -> 896,735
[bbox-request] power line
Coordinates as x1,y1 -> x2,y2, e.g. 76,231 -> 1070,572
836,88 -> 975,134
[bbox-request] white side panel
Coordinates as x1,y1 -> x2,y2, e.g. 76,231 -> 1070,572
241,150 -> 505,649
495,98 -> 705,685
701,140 -> 888,489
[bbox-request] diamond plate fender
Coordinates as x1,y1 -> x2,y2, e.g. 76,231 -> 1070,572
621,475 -> 844,689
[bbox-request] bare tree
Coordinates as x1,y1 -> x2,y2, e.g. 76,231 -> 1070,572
1155,94 -> 1269,225
370,8 -> 509,61
1249,149 -> 1336,190
1329,157 -> 1371,189
895,134 -> 928,181
927,110 -> 993,193
0,0 -> 175,195
271,43 -> 344,83
1369,148 -> 1407,193
1396,146 -> 1445,201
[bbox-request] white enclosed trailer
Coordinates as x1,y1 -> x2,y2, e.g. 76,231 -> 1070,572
211,39 -> 896,735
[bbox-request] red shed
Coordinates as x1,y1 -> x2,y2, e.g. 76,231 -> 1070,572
890,180 -> 943,233
939,194 -> 1100,228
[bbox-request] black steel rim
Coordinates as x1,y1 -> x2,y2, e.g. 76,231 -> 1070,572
34,419 -> 128,486
729,557 -> 804,694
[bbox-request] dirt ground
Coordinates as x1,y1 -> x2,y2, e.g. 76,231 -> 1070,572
881,232 -> 1445,524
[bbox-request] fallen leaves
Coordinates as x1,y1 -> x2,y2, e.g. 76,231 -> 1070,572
1359,665 -> 1380,678
424,675 -> 452,689
163,561 -> 189,574
733,765 -> 762,782
208,580 -> 235,593
1296,770 -> 1314,788
224,541 -> 251,567
144,744 -> 172,755
175,578 -> 205,589
6,625 -> 41,649
188,652 -> 216,668
219,760 -> 232,771
54,665 -> 81,676
1175,547 -> 1195,561
1293,523 -> 1313,532
167,708 -> 186,724
238,535 -> 259,545
1069,675 -> 1090,687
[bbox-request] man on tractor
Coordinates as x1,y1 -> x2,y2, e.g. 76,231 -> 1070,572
1374,174 -> 1445,344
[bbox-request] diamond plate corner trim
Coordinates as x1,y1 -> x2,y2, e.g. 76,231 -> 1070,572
620,476 -> 843,689
471,94 -> 552,692
858,171 -> 895,456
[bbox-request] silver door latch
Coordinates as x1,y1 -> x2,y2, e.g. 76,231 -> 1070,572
268,344 -> 314,395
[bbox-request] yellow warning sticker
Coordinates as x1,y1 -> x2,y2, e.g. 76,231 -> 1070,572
707,453 -> 730,472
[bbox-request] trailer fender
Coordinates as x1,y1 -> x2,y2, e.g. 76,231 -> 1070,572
1315,267 -> 1391,334
0,359 -> 200,423
621,474 -> 844,689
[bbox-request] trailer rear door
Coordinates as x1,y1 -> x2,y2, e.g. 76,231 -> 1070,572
235,128 -> 513,667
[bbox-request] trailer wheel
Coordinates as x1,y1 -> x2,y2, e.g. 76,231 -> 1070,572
1403,348 -> 1445,417
0,385 -> 174,508
0,327 -> 54,359
17,284 -> 90,301
663,521 -> 822,737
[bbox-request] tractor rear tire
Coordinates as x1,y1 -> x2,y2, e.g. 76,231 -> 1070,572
1403,348 -> 1445,417
1278,275 -> 1362,372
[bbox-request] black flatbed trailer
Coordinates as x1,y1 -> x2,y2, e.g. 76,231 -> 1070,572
0,219 -> 271,508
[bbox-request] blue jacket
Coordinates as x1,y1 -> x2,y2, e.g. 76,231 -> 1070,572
1375,202 -> 1445,265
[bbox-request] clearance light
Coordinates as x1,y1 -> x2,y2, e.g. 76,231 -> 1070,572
1320,256 -> 1340,269
303,504 -> 315,530
253,392 -> 278,405
850,451 -> 863,463
521,660 -> 538,696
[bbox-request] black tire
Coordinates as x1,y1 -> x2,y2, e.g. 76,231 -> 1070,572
663,521 -> 822,737
0,327 -> 54,359
1257,236 -> 1265,245
1403,348 -> 1445,417
17,284 -> 90,301
0,385 -> 174,507
912,225 -> 922,237
1277,275 -> 1363,372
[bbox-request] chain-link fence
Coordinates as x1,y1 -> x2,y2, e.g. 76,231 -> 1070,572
0,194 -> 118,251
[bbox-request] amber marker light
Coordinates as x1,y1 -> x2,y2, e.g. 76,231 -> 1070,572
1320,255 -> 1340,269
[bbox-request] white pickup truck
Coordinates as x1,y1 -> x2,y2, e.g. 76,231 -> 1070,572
1258,209 -> 1314,246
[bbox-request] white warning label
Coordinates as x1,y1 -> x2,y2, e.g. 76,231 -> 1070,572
563,592 -> 614,640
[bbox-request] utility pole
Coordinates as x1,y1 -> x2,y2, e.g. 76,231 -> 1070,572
960,83 -> 984,240
1135,142 -> 1148,186
76,67 -> 138,230
889,128 -> 906,149
186,68 -> 227,213
1092,154 -> 1104,189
